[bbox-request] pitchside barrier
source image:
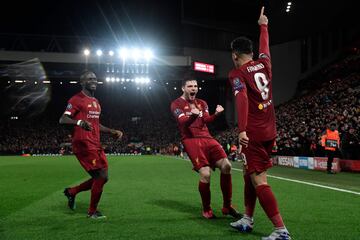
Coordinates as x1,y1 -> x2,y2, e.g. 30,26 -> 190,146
272,156 -> 360,172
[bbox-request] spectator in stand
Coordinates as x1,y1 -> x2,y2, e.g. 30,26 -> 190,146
341,127 -> 360,160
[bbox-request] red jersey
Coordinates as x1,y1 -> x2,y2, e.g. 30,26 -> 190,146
63,91 -> 102,153
229,24 -> 276,141
170,97 -> 217,140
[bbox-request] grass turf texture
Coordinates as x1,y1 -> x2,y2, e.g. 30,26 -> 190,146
0,155 -> 359,240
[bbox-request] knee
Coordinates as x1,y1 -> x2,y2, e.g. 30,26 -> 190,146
221,160 -> 232,174
200,171 -> 211,183
251,174 -> 267,187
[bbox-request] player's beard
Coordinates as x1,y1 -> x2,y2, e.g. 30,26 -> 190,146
85,82 -> 97,94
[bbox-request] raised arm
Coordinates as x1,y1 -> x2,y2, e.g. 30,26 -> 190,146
203,105 -> 224,124
258,6 -> 270,58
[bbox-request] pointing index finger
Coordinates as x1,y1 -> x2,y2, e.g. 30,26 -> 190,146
260,6 -> 265,16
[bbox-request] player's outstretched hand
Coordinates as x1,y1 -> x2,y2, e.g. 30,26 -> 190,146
215,105 -> 224,114
258,6 -> 268,25
79,120 -> 93,131
238,131 -> 249,148
111,129 -> 123,140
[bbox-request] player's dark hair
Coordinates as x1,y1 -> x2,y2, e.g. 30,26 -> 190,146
182,71 -> 197,87
231,37 -> 253,55
80,70 -> 96,82
330,122 -> 337,127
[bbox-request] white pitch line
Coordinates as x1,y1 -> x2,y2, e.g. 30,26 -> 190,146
231,167 -> 360,196
167,156 -> 360,196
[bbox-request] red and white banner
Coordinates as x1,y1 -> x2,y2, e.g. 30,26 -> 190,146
339,159 -> 360,172
193,62 -> 215,73
313,157 -> 340,172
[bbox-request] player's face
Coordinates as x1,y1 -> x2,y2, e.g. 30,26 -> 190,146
182,80 -> 198,101
82,72 -> 98,91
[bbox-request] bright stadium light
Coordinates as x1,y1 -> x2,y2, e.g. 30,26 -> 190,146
83,49 -> 90,56
111,77 -> 115,82
96,49 -> 103,56
286,8 -> 290,12
116,77 -> 120,82
144,49 -> 153,61
131,48 -> 141,61
108,50 -> 114,56
119,48 -> 128,60
105,77 -> 110,82
287,2 -> 292,6
145,77 -> 150,84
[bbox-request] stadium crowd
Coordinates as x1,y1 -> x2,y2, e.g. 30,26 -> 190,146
1,48 -> 360,159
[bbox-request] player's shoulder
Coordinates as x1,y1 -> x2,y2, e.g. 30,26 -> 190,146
172,97 -> 183,104
68,92 -> 83,102
228,68 -> 242,78
171,97 -> 183,107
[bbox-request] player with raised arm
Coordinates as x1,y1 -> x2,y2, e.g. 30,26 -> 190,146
171,72 -> 241,219
59,71 -> 123,219
228,7 -> 291,240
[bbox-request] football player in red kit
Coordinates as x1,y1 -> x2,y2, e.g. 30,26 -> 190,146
171,72 -> 241,219
59,71 -> 123,219
228,7 -> 291,240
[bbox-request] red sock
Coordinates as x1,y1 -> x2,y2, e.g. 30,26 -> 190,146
220,173 -> 232,208
88,178 -> 107,214
69,178 -> 93,196
256,184 -> 284,228
198,181 -> 211,211
244,175 -> 257,217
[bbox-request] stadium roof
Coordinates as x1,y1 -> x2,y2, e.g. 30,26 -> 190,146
1,0 -> 357,50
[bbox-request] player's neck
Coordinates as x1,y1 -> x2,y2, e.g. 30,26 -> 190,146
236,56 -> 252,68
181,95 -> 194,102
240,57 -> 252,66
82,89 -> 94,98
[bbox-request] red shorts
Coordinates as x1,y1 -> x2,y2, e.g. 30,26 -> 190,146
182,138 -> 227,171
74,149 -> 108,172
242,138 -> 275,175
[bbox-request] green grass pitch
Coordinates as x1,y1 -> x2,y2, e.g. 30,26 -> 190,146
0,155 -> 359,240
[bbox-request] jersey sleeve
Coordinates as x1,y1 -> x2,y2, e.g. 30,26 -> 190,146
229,73 -> 248,132
63,97 -> 81,117
170,101 -> 197,127
258,24 -> 272,79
